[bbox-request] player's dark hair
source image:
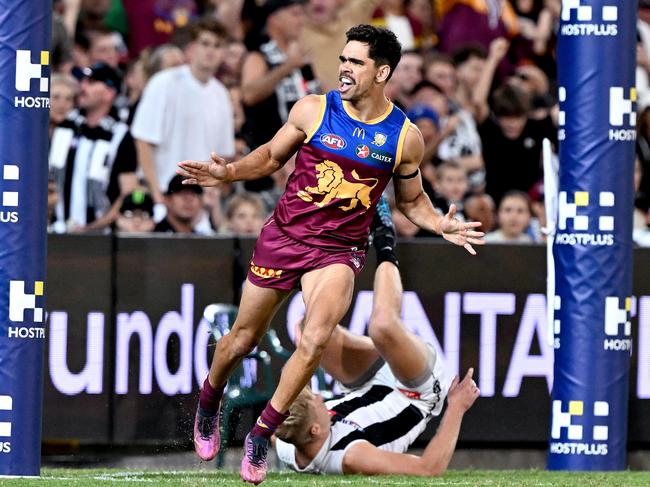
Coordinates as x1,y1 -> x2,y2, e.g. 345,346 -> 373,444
345,24 -> 402,81
492,83 -> 531,117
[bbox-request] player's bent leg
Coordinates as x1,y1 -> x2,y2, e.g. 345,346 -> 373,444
368,261 -> 431,385
194,279 -> 289,462
317,324 -> 380,387
277,264 -> 356,409
240,264 -> 355,484
209,279 -> 290,385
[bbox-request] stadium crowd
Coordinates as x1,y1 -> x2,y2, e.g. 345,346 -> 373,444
47,0 -> 650,245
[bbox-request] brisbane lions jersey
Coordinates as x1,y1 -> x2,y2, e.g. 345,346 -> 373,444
273,91 -> 410,251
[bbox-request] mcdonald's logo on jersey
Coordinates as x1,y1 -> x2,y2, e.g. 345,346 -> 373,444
352,127 -> 365,139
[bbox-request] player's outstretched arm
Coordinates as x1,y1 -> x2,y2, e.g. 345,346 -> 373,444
394,124 -> 485,255
341,368 -> 480,476
176,94 -> 321,186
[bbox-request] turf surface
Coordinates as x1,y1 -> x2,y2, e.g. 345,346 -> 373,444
1,469 -> 649,486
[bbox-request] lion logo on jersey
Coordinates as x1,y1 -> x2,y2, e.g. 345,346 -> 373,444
297,160 -> 379,211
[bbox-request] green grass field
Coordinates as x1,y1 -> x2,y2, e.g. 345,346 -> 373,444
1,469 -> 649,486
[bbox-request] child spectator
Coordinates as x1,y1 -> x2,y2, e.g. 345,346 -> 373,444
464,194 -> 497,234
225,192 -> 267,236
432,160 -> 469,217
49,74 -> 79,137
485,190 -> 534,243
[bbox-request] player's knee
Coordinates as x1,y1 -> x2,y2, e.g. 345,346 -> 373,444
296,331 -> 329,365
368,309 -> 400,345
228,329 -> 261,357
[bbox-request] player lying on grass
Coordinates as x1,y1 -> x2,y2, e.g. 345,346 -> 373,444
273,202 -> 480,475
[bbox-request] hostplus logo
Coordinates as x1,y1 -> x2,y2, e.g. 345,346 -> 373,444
560,0 -> 618,37
555,191 -> 615,246
14,49 -> 50,109
609,87 -> 637,141
558,87 -> 567,141
604,297 -> 632,352
553,295 -> 561,350
1,164 -> 19,224
8,280 -> 46,339
550,400 -> 609,456
0,395 -> 11,453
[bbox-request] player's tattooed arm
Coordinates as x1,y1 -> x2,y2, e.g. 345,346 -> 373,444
177,95 -> 321,186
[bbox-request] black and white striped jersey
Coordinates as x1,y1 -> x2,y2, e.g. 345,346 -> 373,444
49,109 -> 136,228
275,359 -> 450,474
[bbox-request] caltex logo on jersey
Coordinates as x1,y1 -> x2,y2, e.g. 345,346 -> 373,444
320,133 -> 346,150
356,144 -> 369,158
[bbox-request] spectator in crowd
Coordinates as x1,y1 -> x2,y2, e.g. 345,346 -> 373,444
410,80 -> 451,127
526,180 -> 546,241
121,0 -> 199,57
451,44 -> 487,114
52,8 -> 74,73
49,74 -> 79,137
636,107 -> 650,208
413,160 -> 468,238
508,64 -> 555,121
424,54 -> 456,99
386,50 -> 423,110
634,156 -> 650,247
431,160 -> 469,217
72,30 -> 92,70
436,0 -> 520,55
225,192 -> 267,236
116,189 -> 156,233
143,43 -> 186,79
122,56 -> 146,124
49,62 -> 137,232
464,193 -> 496,234
485,190 -> 534,243
474,38 -> 556,204
406,0 -> 436,49
423,52 -> 484,182
301,0 -> 380,91
371,0 -> 418,50
131,18 -> 234,207
122,44 -> 185,124
410,80 -> 483,188
638,3 -> 650,110
217,41 -> 247,88
240,0 -> 321,192
77,0 -> 113,33
209,0 -> 246,41
47,173 -> 62,233
155,175 -> 203,233
512,0 -> 553,56
87,29 -> 123,68
407,104 -> 441,167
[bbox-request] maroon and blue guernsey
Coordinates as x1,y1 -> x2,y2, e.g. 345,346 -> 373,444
274,91 -> 411,251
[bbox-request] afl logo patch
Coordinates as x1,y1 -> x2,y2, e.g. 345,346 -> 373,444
356,144 -> 370,158
320,133 -> 346,150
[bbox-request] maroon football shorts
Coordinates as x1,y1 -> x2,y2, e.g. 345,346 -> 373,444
247,218 -> 366,290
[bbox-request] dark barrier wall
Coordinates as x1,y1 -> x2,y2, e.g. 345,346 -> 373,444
43,236 -> 650,446
551,0 -> 637,470
0,1 -> 51,475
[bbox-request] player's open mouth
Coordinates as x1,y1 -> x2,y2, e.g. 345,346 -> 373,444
339,76 -> 354,93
